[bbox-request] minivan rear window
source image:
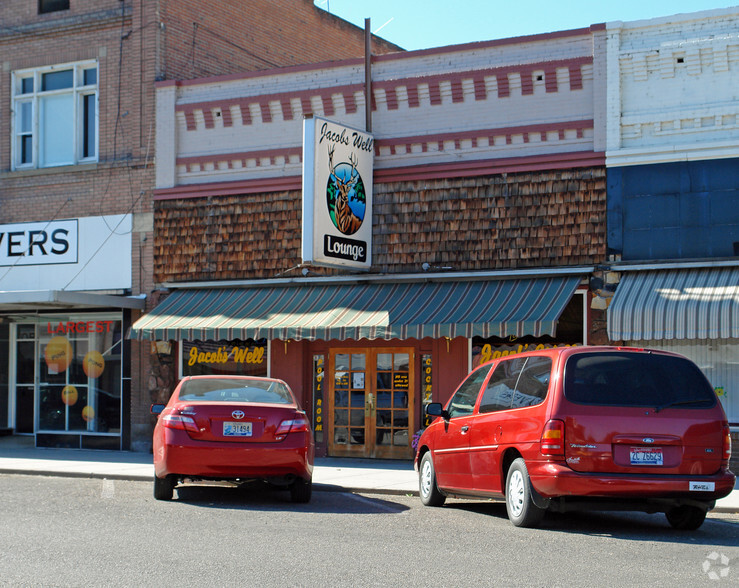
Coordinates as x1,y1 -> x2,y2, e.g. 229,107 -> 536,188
564,352 -> 716,409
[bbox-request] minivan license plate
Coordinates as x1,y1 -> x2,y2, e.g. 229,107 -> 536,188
630,447 -> 663,465
223,422 -> 252,437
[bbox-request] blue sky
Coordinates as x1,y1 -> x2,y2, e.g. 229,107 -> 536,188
315,1 -> 736,50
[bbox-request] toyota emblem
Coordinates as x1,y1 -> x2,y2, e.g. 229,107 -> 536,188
232,410 -> 245,420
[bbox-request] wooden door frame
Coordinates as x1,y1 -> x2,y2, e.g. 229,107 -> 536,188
328,347 -> 415,459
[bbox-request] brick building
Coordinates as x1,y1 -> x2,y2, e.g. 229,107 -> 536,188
132,25 -> 609,459
0,0 -> 400,450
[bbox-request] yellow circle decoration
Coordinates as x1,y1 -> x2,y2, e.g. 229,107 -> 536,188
82,405 -> 95,422
44,337 -> 73,374
61,385 -> 78,406
83,350 -> 105,379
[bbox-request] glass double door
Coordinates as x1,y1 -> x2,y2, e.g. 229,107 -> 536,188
329,348 -> 415,459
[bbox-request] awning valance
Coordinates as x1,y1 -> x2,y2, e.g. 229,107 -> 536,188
607,267 -> 739,341
129,276 -> 582,342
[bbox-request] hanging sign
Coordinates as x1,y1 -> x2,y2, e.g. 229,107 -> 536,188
302,116 -> 373,270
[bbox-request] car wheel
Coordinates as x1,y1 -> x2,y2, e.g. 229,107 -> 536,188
419,452 -> 446,507
153,475 -> 175,501
505,458 -> 545,527
665,505 -> 707,530
290,478 -> 312,503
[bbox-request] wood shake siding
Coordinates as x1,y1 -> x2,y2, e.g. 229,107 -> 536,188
154,167 -> 606,282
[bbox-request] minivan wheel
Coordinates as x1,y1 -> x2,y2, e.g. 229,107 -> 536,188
419,452 -> 446,507
665,505 -> 707,530
153,475 -> 175,501
505,458 -> 545,527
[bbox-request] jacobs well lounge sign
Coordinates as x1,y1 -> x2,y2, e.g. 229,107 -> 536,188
301,116 -> 374,270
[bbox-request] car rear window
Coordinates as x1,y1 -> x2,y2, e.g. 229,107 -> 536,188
178,378 -> 293,404
563,352 -> 716,409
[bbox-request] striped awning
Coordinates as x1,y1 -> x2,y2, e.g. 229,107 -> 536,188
607,267 -> 739,341
129,276 -> 581,342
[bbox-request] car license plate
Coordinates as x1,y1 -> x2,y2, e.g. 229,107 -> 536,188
223,422 -> 252,437
630,447 -> 663,465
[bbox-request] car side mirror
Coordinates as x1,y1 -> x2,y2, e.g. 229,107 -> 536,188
150,403 -> 165,416
426,402 -> 449,420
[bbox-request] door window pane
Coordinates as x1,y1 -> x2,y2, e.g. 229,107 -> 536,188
448,365 -> 491,418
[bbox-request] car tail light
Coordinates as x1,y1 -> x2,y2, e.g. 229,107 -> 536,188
275,415 -> 310,440
723,425 -> 732,462
161,413 -> 199,435
540,419 -> 565,457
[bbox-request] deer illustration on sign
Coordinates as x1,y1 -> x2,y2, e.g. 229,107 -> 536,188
326,146 -> 366,236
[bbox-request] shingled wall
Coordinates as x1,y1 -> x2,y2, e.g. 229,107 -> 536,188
154,166 -> 606,282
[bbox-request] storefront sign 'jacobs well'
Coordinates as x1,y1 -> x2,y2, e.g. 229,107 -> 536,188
301,116 -> 374,270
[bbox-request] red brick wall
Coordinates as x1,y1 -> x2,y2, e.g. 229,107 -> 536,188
158,0 -> 402,80
0,0 -> 396,450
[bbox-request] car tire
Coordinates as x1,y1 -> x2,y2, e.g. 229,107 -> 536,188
419,452 -> 446,507
665,505 -> 707,530
290,477 -> 312,503
154,475 -> 175,501
505,458 -> 545,527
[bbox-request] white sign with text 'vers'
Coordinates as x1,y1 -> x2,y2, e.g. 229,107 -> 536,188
302,116 -> 373,270
0,215 -> 132,291
0,219 -> 78,266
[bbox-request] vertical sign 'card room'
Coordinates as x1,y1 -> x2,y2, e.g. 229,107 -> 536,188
302,116 -> 374,270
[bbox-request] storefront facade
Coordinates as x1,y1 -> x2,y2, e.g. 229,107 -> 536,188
131,278 -> 591,458
137,24 -> 611,457
0,215 -> 144,448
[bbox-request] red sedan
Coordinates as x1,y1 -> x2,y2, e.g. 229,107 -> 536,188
151,375 -> 314,502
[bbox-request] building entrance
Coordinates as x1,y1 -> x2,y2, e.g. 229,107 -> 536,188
328,348 -> 415,459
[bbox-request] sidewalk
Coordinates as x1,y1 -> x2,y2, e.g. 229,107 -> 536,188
1,438 -> 738,512
0,438 -> 418,496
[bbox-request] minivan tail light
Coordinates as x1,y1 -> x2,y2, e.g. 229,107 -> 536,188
723,425 -> 732,462
541,419 -> 565,457
162,413 -> 199,434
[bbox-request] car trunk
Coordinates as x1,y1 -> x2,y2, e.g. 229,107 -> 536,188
178,403 -> 298,443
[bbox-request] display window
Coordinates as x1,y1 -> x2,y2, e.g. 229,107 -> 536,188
6,314 -> 123,437
181,339 -> 268,377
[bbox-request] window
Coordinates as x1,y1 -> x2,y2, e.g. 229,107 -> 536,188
12,61 -> 98,170
39,0 -> 70,14
563,352 -> 716,408
447,365 -> 491,418
479,356 -> 551,413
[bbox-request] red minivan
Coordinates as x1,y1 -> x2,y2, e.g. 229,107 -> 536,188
415,346 -> 735,529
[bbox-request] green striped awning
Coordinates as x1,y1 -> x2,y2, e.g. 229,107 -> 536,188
129,276 -> 582,342
608,267 -> 739,341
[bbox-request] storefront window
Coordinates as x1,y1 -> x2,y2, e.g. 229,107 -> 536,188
472,292 -> 584,368
182,339 -> 268,377
39,317 -> 122,433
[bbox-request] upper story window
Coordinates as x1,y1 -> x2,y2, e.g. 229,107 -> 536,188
12,61 -> 98,170
39,0 -> 70,14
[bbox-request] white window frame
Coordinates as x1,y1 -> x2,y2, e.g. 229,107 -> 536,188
11,61 -> 99,171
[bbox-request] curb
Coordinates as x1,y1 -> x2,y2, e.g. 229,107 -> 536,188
0,468 -> 420,497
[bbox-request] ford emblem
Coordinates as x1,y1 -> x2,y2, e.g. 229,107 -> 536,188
643,437 -> 654,444
232,410 -> 245,420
